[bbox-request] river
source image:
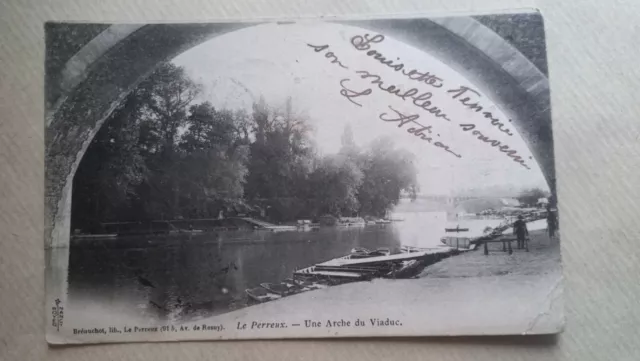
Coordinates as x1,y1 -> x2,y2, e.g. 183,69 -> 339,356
68,211 -> 503,322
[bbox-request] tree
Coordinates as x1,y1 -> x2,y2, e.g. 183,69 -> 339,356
356,137 -> 418,218
72,64 -> 423,230
244,98 -> 314,221
517,187 -> 549,207
140,63 -> 201,153
178,103 -> 249,218
73,63 -> 207,225
341,124 -> 356,150
339,123 -> 361,163
133,63 -> 202,219
308,154 -> 363,217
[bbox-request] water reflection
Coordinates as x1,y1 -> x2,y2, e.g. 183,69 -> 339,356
67,211 -> 499,321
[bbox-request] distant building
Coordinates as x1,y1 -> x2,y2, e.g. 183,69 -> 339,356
499,198 -> 521,207
338,217 -> 365,225
537,198 -> 549,207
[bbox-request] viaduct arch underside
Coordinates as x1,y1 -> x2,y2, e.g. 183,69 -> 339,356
44,17 -> 554,250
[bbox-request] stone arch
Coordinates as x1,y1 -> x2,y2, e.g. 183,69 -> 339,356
45,17 -> 553,250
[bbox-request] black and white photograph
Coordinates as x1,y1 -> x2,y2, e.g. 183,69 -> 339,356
44,11 -> 563,343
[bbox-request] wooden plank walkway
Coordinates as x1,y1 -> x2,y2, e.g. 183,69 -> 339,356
293,270 -> 365,278
319,250 -> 436,267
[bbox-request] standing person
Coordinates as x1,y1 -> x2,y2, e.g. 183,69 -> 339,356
547,210 -> 557,238
513,215 -> 529,249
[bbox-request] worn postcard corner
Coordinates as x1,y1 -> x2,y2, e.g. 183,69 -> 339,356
44,11 -> 563,344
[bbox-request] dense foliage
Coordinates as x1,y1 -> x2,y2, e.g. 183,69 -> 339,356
516,188 -> 549,207
72,63 -> 418,231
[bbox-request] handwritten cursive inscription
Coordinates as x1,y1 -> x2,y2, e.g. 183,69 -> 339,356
306,35 -> 533,170
380,106 -> 461,158
338,78 -> 372,107
355,70 -> 451,122
337,77 -> 460,158
447,86 -> 514,136
459,124 -> 529,169
350,34 -> 444,88
306,43 -> 349,69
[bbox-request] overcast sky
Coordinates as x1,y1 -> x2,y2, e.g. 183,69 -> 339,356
172,22 -> 549,196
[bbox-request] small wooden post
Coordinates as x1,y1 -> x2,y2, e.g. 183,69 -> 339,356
508,240 -> 513,255
502,241 -> 507,252
484,241 -> 488,255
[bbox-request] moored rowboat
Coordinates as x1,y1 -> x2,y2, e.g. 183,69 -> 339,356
445,226 -> 470,232
245,287 -> 282,303
260,282 -> 295,296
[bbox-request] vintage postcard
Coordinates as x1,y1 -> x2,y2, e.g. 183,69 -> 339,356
45,10 -> 563,344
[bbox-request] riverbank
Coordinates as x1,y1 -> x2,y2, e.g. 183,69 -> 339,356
203,228 -> 562,337
423,228 -> 559,278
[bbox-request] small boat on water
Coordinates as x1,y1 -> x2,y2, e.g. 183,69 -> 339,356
373,247 -> 391,256
402,245 -> 453,253
375,219 -> 392,225
260,282 -> 296,296
247,245 -> 459,304
350,247 -> 371,254
293,263 -> 375,284
400,245 -> 423,253
245,287 -> 282,303
350,247 -> 391,258
385,259 -> 427,279
445,225 -> 470,232
284,278 -> 326,291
